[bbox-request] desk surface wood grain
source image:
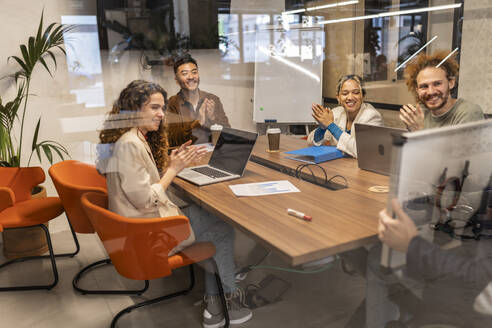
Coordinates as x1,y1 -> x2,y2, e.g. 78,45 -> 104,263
251,135 -> 390,202
172,136 -> 389,265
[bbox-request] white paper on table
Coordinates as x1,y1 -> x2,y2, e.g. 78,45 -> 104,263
229,180 -> 300,196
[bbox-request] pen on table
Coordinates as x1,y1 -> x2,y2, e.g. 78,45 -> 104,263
287,208 -> 312,222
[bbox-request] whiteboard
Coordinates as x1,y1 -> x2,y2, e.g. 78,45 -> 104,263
253,26 -> 324,123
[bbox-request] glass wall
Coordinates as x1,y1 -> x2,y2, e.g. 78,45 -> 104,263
1,0 -> 491,327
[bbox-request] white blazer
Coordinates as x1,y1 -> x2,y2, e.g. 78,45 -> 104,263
307,102 -> 384,158
96,128 -> 194,255
97,128 -> 180,219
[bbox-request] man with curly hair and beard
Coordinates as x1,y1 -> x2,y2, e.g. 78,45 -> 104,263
399,50 -> 484,131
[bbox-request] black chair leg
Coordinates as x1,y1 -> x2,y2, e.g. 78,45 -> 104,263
111,265 -> 197,328
55,217 -> 80,258
14,218 -> 80,262
0,224 -> 59,291
73,258 -> 149,295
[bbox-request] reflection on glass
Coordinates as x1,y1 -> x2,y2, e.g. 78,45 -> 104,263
61,15 -> 105,108
363,0 -> 429,82
218,14 -> 241,62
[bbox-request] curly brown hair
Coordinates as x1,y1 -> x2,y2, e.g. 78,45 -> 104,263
99,80 -> 169,172
404,50 -> 459,99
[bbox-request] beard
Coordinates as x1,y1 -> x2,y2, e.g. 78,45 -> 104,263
419,90 -> 450,111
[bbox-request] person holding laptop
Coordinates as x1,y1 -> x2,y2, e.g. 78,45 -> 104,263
367,198 -> 492,327
97,80 -> 252,328
166,54 -> 231,148
365,50 -> 485,328
307,74 -> 383,158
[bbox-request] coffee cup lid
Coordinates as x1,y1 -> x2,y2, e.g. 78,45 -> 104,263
211,124 -> 223,131
267,128 -> 281,134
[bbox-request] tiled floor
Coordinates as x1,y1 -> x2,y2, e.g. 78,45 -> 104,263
0,224 -> 366,328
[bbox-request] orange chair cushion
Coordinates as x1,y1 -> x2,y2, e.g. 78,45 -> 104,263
0,197 -> 64,229
168,242 -> 216,270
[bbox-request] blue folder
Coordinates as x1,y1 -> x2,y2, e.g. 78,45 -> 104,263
284,146 -> 344,164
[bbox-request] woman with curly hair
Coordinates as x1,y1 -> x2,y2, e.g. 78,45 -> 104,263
97,80 -> 252,328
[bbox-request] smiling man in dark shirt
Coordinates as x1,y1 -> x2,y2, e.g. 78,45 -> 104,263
165,55 -> 231,148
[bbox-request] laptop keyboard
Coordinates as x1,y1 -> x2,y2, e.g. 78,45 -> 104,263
191,166 -> 231,179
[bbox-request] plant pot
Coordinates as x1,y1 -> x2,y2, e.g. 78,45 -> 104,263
2,185 -> 49,259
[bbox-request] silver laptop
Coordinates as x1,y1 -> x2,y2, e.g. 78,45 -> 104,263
355,123 -> 405,176
177,128 -> 258,186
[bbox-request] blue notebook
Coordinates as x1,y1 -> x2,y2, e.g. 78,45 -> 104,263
285,146 -> 344,164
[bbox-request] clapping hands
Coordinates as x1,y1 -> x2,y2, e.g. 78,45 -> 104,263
198,98 -> 216,126
399,104 -> 424,131
169,140 -> 207,173
311,103 -> 334,129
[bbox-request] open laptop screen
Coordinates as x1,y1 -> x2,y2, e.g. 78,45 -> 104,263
209,128 -> 258,175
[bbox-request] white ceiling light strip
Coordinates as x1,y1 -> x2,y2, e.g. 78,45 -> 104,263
318,3 -> 462,25
283,0 -> 359,15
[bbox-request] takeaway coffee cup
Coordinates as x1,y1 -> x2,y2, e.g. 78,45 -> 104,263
210,124 -> 223,145
266,128 -> 281,151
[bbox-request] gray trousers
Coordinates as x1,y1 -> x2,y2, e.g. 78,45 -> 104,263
183,204 -> 236,296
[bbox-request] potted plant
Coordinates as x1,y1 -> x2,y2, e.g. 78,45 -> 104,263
0,11 -> 71,258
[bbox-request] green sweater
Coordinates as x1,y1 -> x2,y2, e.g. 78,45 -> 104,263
423,98 -> 484,129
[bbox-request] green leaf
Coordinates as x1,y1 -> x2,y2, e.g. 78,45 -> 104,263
36,9 -> 44,40
8,55 -> 29,75
35,10 -> 44,53
39,140 -> 69,155
20,44 -> 31,69
32,118 -> 41,151
55,45 -> 67,56
43,22 -> 57,40
42,144 -> 53,163
51,145 -> 64,160
38,56 -> 53,77
28,36 -> 36,69
46,50 -> 57,70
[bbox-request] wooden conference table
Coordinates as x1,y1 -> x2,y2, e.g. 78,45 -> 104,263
171,135 -> 389,266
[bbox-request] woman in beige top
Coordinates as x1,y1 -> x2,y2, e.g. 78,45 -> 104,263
97,80 -> 252,328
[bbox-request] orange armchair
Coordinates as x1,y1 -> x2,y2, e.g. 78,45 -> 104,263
49,160 -> 148,295
81,192 -> 229,328
0,167 -> 77,291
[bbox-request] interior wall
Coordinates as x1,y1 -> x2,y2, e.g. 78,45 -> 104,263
458,0 -> 492,114
321,3 -> 357,99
